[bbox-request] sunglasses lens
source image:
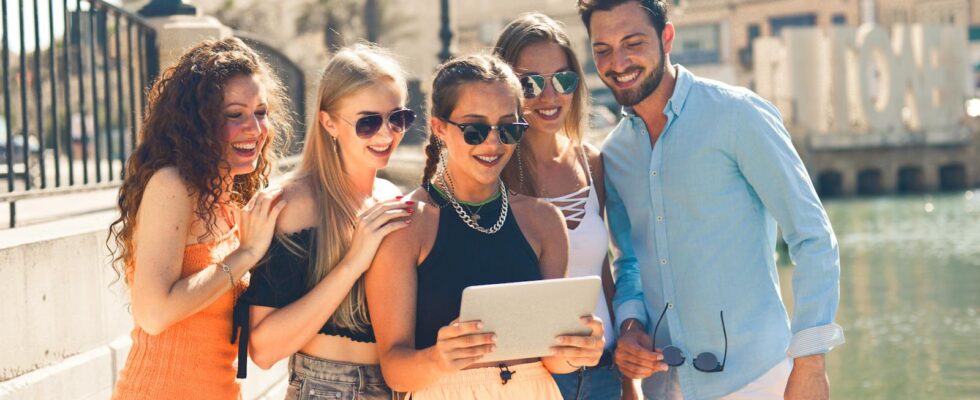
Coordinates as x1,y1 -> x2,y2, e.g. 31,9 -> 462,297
461,124 -> 491,145
389,109 -> 416,132
500,123 -> 527,144
521,75 -> 546,99
693,353 -> 719,372
662,346 -> 685,367
355,115 -> 384,137
553,71 -> 579,94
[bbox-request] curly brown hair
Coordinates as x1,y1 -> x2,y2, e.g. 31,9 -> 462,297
107,37 -> 292,285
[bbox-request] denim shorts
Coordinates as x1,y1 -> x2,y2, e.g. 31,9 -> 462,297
285,352 -> 394,400
552,349 -> 623,400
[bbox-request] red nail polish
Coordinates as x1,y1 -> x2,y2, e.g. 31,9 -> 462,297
405,201 -> 415,205
407,208 -> 415,213
396,196 -> 404,200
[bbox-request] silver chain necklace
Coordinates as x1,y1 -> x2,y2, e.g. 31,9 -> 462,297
436,156 -> 509,235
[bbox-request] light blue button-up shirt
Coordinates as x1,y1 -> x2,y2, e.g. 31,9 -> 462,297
604,66 -> 844,399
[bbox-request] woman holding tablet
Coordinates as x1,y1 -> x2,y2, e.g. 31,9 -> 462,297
365,54 -> 605,399
233,44 -> 414,399
494,13 -> 630,399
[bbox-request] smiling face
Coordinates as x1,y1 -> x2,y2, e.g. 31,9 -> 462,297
514,41 -> 574,136
221,74 -> 270,177
433,81 -> 521,187
321,79 -> 407,172
589,1 -> 672,106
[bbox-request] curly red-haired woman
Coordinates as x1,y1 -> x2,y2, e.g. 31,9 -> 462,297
107,37 -> 292,399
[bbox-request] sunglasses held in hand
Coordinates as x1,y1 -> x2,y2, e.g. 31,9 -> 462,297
652,303 -> 728,373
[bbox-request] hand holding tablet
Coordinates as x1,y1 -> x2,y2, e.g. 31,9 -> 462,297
429,320 -> 497,374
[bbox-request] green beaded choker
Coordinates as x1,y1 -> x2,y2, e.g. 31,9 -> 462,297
432,183 -> 501,206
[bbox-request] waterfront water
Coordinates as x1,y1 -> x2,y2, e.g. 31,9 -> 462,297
777,191 -> 980,399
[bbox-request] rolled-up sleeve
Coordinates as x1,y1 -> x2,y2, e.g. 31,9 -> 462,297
604,169 -> 649,334
732,94 -> 845,357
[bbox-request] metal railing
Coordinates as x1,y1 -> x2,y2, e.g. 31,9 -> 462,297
0,0 -> 158,227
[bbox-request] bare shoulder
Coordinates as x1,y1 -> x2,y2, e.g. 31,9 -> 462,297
142,166 -> 193,212
374,177 -> 403,198
382,187 -> 438,248
136,167 -> 194,241
582,142 -> 606,205
511,193 -> 564,232
276,176 -> 317,234
582,142 -> 603,175
582,141 -> 601,160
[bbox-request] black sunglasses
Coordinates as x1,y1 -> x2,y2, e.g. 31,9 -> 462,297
652,303 -> 727,373
336,108 -> 416,138
520,71 -> 579,99
442,119 -> 528,145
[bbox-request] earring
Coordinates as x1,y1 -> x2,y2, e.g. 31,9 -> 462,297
438,145 -> 448,178
516,144 -> 526,194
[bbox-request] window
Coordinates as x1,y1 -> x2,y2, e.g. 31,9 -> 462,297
832,14 -> 846,25
740,24 -> 761,69
672,23 -> 721,65
769,14 -> 817,37
969,25 -> 980,42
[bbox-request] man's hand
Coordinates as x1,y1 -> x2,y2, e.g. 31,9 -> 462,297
784,354 -> 829,400
614,319 -> 668,379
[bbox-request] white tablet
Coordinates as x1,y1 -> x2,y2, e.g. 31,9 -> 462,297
458,276 -> 601,364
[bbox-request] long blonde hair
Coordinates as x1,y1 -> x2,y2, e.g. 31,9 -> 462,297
493,12 -> 590,196
283,43 -> 406,334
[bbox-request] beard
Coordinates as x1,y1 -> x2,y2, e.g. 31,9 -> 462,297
607,43 -> 667,107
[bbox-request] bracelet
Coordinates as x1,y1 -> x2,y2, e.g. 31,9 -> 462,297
218,261 -> 236,290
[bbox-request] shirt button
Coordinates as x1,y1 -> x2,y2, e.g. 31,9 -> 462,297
660,259 -> 667,265
651,171 -> 658,176
657,215 -> 664,222
668,303 -> 674,309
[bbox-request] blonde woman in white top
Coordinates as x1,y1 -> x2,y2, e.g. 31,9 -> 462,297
495,12 -> 635,400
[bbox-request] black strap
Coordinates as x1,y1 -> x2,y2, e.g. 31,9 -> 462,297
231,300 -> 250,379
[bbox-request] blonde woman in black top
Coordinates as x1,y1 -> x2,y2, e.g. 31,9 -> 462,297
233,44 -> 416,399
365,54 -> 605,399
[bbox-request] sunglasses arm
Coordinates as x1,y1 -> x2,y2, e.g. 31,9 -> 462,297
720,310 -> 727,370
651,302 -> 670,351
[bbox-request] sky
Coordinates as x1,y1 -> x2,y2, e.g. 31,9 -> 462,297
1,0 -> 121,54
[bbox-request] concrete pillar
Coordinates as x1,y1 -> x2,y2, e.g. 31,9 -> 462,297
144,15 -> 233,73
921,157 -> 940,192
880,163 -> 898,193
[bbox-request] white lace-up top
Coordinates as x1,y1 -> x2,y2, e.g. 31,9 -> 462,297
542,146 -> 614,349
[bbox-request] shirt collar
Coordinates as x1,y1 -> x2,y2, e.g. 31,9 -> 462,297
619,64 -> 694,119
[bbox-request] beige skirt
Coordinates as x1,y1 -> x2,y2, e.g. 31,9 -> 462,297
407,361 -> 561,400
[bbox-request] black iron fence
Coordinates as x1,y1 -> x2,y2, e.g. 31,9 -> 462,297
0,0 -> 158,227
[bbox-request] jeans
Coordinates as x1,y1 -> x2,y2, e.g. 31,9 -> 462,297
285,352 -> 394,400
553,350 -> 623,400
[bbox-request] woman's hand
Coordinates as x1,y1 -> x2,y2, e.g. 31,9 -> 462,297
343,198 -> 415,273
552,315 -> 606,368
430,320 -> 496,373
237,187 -> 287,264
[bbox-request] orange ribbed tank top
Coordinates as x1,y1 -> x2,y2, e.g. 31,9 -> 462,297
113,206 -> 246,400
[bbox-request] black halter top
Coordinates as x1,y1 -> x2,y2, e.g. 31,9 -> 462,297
414,184 -> 543,350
